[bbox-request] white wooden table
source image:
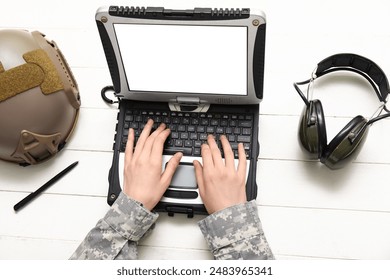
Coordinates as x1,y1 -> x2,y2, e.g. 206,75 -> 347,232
1,0 -> 390,260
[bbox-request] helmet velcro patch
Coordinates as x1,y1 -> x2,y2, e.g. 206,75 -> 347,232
0,49 -> 64,103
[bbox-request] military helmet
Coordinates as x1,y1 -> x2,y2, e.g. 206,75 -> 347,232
0,29 -> 80,165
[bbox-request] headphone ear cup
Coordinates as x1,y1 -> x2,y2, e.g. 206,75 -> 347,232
321,115 -> 369,169
298,99 -> 327,158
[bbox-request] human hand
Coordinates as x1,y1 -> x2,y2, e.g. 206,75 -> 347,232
193,135 -> 247,214
123,119 -> 183,211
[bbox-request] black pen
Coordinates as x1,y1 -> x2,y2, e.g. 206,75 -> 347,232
13,161 -> 79,212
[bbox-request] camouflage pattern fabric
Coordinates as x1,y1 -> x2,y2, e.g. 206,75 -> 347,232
198,200 -> 274,260
70,193 -> 274,260
70,192 -> 158,260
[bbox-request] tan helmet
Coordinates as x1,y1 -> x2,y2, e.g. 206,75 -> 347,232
0,29 -> 80,165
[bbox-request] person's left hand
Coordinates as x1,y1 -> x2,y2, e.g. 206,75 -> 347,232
123,119 -> 183,210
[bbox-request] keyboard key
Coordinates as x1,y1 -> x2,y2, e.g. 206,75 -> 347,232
225,127 -> 233,134
180,133 -> 189,139
228,135 -> 236,142
197,126 -> 205,133
191,119 -> 199,125
200,119 -> 209,125
130,123 -> 138,129
238,121 -> 252,128
216,127 -> 224,134
164,147 -> 192,155
237,135 -> 251,143
182,118 -> 190,124
229,120 -> 237,127
210,119 -> 219,126
194,148 -> 201,155
230,143 -> 239,150
190,133 -> 198,140
171,132 -> 179,139
175,140 -> 183,147
194,141 -> 202,147
184,140 -> 192,147
168,124 -> 177,131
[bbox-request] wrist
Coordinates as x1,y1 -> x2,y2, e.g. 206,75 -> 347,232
123,191 -> 156,211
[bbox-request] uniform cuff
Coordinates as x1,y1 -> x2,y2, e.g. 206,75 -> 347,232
103,192 -> 159,242
198,200 -> 261,252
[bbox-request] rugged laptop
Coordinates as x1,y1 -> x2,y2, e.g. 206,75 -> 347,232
95,6 -> 266,217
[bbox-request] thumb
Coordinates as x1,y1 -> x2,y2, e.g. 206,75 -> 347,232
160,152 -> 183,188
193,160 -> 205,194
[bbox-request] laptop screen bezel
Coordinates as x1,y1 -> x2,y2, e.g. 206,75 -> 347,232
96,7 -> 266,105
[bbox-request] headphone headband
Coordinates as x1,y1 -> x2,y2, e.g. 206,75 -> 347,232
315,53 -> 390,102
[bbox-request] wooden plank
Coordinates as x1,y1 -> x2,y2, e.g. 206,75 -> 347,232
0,236 -> 79,260
0,193 -> 109,241
66,107 -> 117,152
0,150 -> 112,197
257,159 -> 390,212
260,206 -> 390,260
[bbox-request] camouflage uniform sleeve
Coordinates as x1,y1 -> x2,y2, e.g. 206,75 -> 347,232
198,200 -> 274,260
70,192 -> 158,260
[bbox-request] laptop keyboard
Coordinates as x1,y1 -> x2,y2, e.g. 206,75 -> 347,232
120,109 -> 254,159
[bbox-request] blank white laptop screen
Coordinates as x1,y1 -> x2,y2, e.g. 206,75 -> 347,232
114,24 -> 248,95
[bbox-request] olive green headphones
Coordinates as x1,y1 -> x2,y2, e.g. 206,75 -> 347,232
294,53 -> 390,169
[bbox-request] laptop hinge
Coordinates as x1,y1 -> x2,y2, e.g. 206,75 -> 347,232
169,97 -> 210,112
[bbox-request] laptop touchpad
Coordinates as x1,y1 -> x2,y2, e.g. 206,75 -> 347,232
167,163 -> 197,189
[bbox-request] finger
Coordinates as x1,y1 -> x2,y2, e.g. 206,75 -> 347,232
193,160 -> 205,195
133,119 -> 154,157
151,127 -> 171,157
207,135 -> 223,167
201,143 -> 214,168
125,128 -> 135,161
142,123 -> 167,157
220,135 -> 235,169
237,143 -> 247,177
160,152 -> 183,187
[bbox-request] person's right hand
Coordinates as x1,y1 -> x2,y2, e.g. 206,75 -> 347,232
193,135 -> 247,214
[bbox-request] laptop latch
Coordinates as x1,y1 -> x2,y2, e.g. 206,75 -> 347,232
169,97 -> 210,112
166,206 -> 194,218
